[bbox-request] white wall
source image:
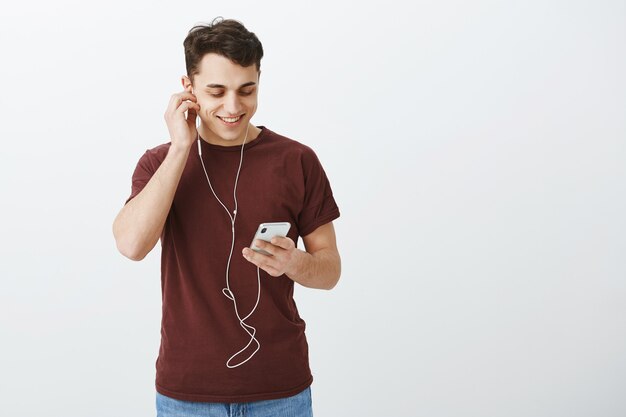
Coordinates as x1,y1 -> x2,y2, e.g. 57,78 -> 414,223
0,1 -> 624,416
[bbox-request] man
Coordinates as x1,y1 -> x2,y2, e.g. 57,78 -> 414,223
112,17 -> 341,416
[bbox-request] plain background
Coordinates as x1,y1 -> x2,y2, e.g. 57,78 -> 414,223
1,1 -> 624,416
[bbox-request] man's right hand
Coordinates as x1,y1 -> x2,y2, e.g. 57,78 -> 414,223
164,90 -> 201,151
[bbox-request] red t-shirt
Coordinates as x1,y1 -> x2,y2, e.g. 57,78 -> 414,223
124,126 -> 340,402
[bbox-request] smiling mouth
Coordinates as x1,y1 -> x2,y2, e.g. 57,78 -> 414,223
217,114 -> 244,123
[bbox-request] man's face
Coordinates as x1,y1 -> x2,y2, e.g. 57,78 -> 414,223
186,53 -> 259,144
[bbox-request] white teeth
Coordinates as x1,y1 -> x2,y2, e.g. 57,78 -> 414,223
220,115 -> 242,123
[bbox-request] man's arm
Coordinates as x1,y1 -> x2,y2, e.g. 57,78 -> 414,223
242,222 -> 342,290
287,222 -> 341,290
113,90 -> 200,261
112,145 -> 190,261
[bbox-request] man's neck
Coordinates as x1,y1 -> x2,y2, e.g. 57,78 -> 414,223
199,124 -> 261,147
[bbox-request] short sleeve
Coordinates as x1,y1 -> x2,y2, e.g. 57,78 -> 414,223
297,147 -> 340,237
124,149 -> 159,205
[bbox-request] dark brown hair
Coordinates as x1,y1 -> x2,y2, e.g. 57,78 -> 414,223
183,17 -> 264,85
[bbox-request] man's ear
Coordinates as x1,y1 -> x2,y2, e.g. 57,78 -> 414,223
181,75 -> 192,90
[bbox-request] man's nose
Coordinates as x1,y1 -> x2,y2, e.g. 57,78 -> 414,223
223,93 -> 243,115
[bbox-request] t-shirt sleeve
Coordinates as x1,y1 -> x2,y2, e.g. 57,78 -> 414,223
297,147 -> 340,237
124,149 -> 159,205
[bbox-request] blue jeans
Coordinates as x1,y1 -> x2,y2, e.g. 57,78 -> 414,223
156,386 -> 313,417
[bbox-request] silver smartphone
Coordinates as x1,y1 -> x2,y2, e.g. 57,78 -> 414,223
250,222 -> 291,256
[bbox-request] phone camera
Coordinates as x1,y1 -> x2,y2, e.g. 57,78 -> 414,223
261,228 -> 267,233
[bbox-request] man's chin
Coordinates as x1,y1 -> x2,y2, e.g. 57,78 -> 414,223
213,123 -> 247,137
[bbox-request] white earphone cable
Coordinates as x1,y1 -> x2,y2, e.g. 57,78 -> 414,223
195,111 -> 261,368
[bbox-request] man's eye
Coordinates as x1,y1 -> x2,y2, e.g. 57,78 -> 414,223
208,91 -> 252,97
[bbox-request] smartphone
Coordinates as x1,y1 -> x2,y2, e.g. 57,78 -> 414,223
250,222 -> 291,256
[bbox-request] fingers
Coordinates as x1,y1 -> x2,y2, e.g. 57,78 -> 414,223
242,246 -> 281,277
269,236 -> 294,250
175,91 -> 197,102
247,237 -> 294,258
165,91 -> 198,117
181,101 -> 200,123
251,240 -> 275,256
176,100 -> 199,114
163,90 -> 202,149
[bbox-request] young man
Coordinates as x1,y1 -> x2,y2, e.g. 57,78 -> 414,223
112,17 -> 341,416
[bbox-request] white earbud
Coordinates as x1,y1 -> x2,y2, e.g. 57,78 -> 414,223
194,86 -> 202,156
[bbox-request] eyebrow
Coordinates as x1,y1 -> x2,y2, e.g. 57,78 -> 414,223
205,82 -> 257,89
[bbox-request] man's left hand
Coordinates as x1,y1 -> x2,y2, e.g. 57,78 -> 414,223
242,236 -> 302,278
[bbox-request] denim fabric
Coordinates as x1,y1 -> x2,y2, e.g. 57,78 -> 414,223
156,386 -> 313,417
